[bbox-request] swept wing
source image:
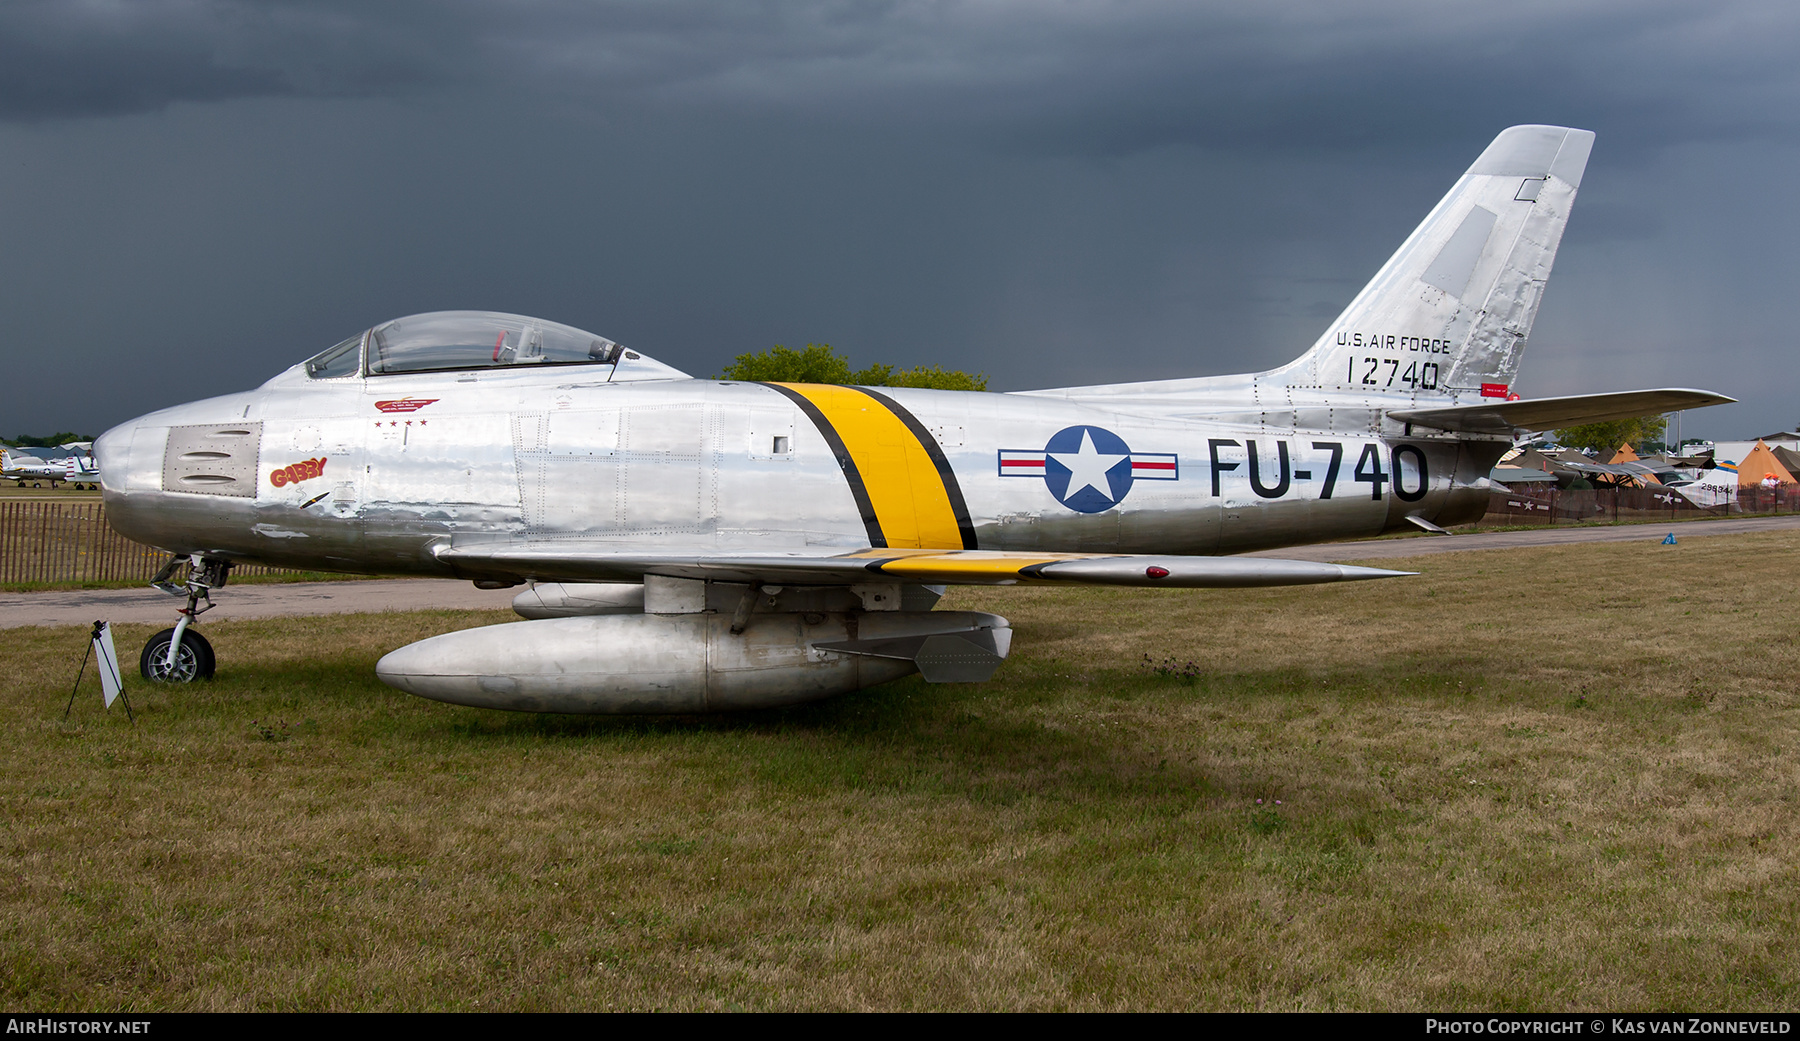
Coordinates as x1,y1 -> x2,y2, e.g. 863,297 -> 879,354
431,544 -> 1409,588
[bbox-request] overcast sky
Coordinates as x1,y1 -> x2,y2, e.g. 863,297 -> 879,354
3,0 -> 1796,440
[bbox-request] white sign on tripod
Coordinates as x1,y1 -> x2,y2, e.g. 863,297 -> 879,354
93,622 -> 123,708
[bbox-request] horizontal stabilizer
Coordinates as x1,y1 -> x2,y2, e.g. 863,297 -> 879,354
1388,389 -> 1734,435
434,543 -> 1414,589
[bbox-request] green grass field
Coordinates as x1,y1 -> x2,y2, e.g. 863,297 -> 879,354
2,533 -> 1796,1010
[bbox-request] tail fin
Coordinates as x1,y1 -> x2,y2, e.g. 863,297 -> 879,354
1280,125 -> 1594,401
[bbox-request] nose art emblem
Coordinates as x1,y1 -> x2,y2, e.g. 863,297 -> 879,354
374,398 -> 438,413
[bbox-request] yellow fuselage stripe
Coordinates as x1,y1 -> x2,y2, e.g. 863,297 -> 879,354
774,383 -> 965,550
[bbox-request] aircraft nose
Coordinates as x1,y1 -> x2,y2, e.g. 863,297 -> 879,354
92,413 -> 172,501
91,413 -> 180,547
91,421 -> 132,496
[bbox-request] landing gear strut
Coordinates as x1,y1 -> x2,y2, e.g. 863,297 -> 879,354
141,554 -> 233,682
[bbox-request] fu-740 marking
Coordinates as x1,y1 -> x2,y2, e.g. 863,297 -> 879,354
1206,440 -> 1430,501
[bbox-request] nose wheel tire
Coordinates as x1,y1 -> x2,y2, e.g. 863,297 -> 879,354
140,628 -> 216,682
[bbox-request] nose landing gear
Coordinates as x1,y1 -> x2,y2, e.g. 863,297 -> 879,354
141,627 -> 215,682
141,555 -> 233,682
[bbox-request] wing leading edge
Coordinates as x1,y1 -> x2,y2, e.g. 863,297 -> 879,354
432,544 -> 1411,588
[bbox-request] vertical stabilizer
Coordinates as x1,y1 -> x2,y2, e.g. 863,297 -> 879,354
1275,125 -> 1593,401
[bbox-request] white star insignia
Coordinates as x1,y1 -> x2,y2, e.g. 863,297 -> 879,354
1049,430 -> 1128,500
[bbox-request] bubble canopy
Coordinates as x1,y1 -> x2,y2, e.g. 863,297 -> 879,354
305,311 -> 667,379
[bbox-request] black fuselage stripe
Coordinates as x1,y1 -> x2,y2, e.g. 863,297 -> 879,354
758,382 -> 887,548
851,387 -> 980,551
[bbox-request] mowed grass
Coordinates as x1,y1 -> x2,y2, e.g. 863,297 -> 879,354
1,533 -> 1796,1011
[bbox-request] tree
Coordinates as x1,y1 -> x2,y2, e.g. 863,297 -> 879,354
717,344 -> 988,391
6,432 -> 93,447
1552,415 -> 1668,455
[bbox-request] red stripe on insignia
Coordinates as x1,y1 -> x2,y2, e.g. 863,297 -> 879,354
999,450 -> 1046,477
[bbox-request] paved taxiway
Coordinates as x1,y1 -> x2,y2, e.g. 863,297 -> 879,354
4,514 -> 1798,629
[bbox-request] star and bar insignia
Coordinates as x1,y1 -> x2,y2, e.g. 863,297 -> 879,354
999,425 -> 1177,513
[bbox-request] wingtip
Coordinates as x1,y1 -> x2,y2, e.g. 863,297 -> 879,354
1335,564 -> 1417,581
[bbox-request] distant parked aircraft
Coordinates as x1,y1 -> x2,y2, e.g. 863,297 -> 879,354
3,444 -> 98,488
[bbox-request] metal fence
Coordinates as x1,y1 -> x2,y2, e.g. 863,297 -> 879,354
0,500 -> 293,585
1479,485 -> 1800,527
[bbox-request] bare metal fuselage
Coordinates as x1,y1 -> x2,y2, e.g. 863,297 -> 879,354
98,364 -> 1503,577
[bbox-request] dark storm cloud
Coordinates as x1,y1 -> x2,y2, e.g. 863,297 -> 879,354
7,1 -> 1799,154
2,1 -> 1797,438
0,1 -> 372,118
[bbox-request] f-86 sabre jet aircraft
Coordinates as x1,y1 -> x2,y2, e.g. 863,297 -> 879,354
95,125 -> 1731,713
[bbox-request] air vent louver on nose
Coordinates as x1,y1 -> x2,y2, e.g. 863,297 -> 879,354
163,423 -> 262,497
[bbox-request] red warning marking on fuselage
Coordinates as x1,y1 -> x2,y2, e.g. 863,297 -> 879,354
374,398 -> 439,413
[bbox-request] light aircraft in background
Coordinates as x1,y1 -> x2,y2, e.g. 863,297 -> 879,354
4,444 -> 98,489
93,125 -> 1731,712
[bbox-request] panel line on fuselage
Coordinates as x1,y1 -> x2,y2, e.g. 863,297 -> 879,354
761,382 -> 976,551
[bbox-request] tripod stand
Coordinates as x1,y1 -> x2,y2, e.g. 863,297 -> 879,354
64,620 -> 133,724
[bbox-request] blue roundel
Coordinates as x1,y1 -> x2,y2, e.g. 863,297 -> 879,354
1044,425 -> 1134,513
